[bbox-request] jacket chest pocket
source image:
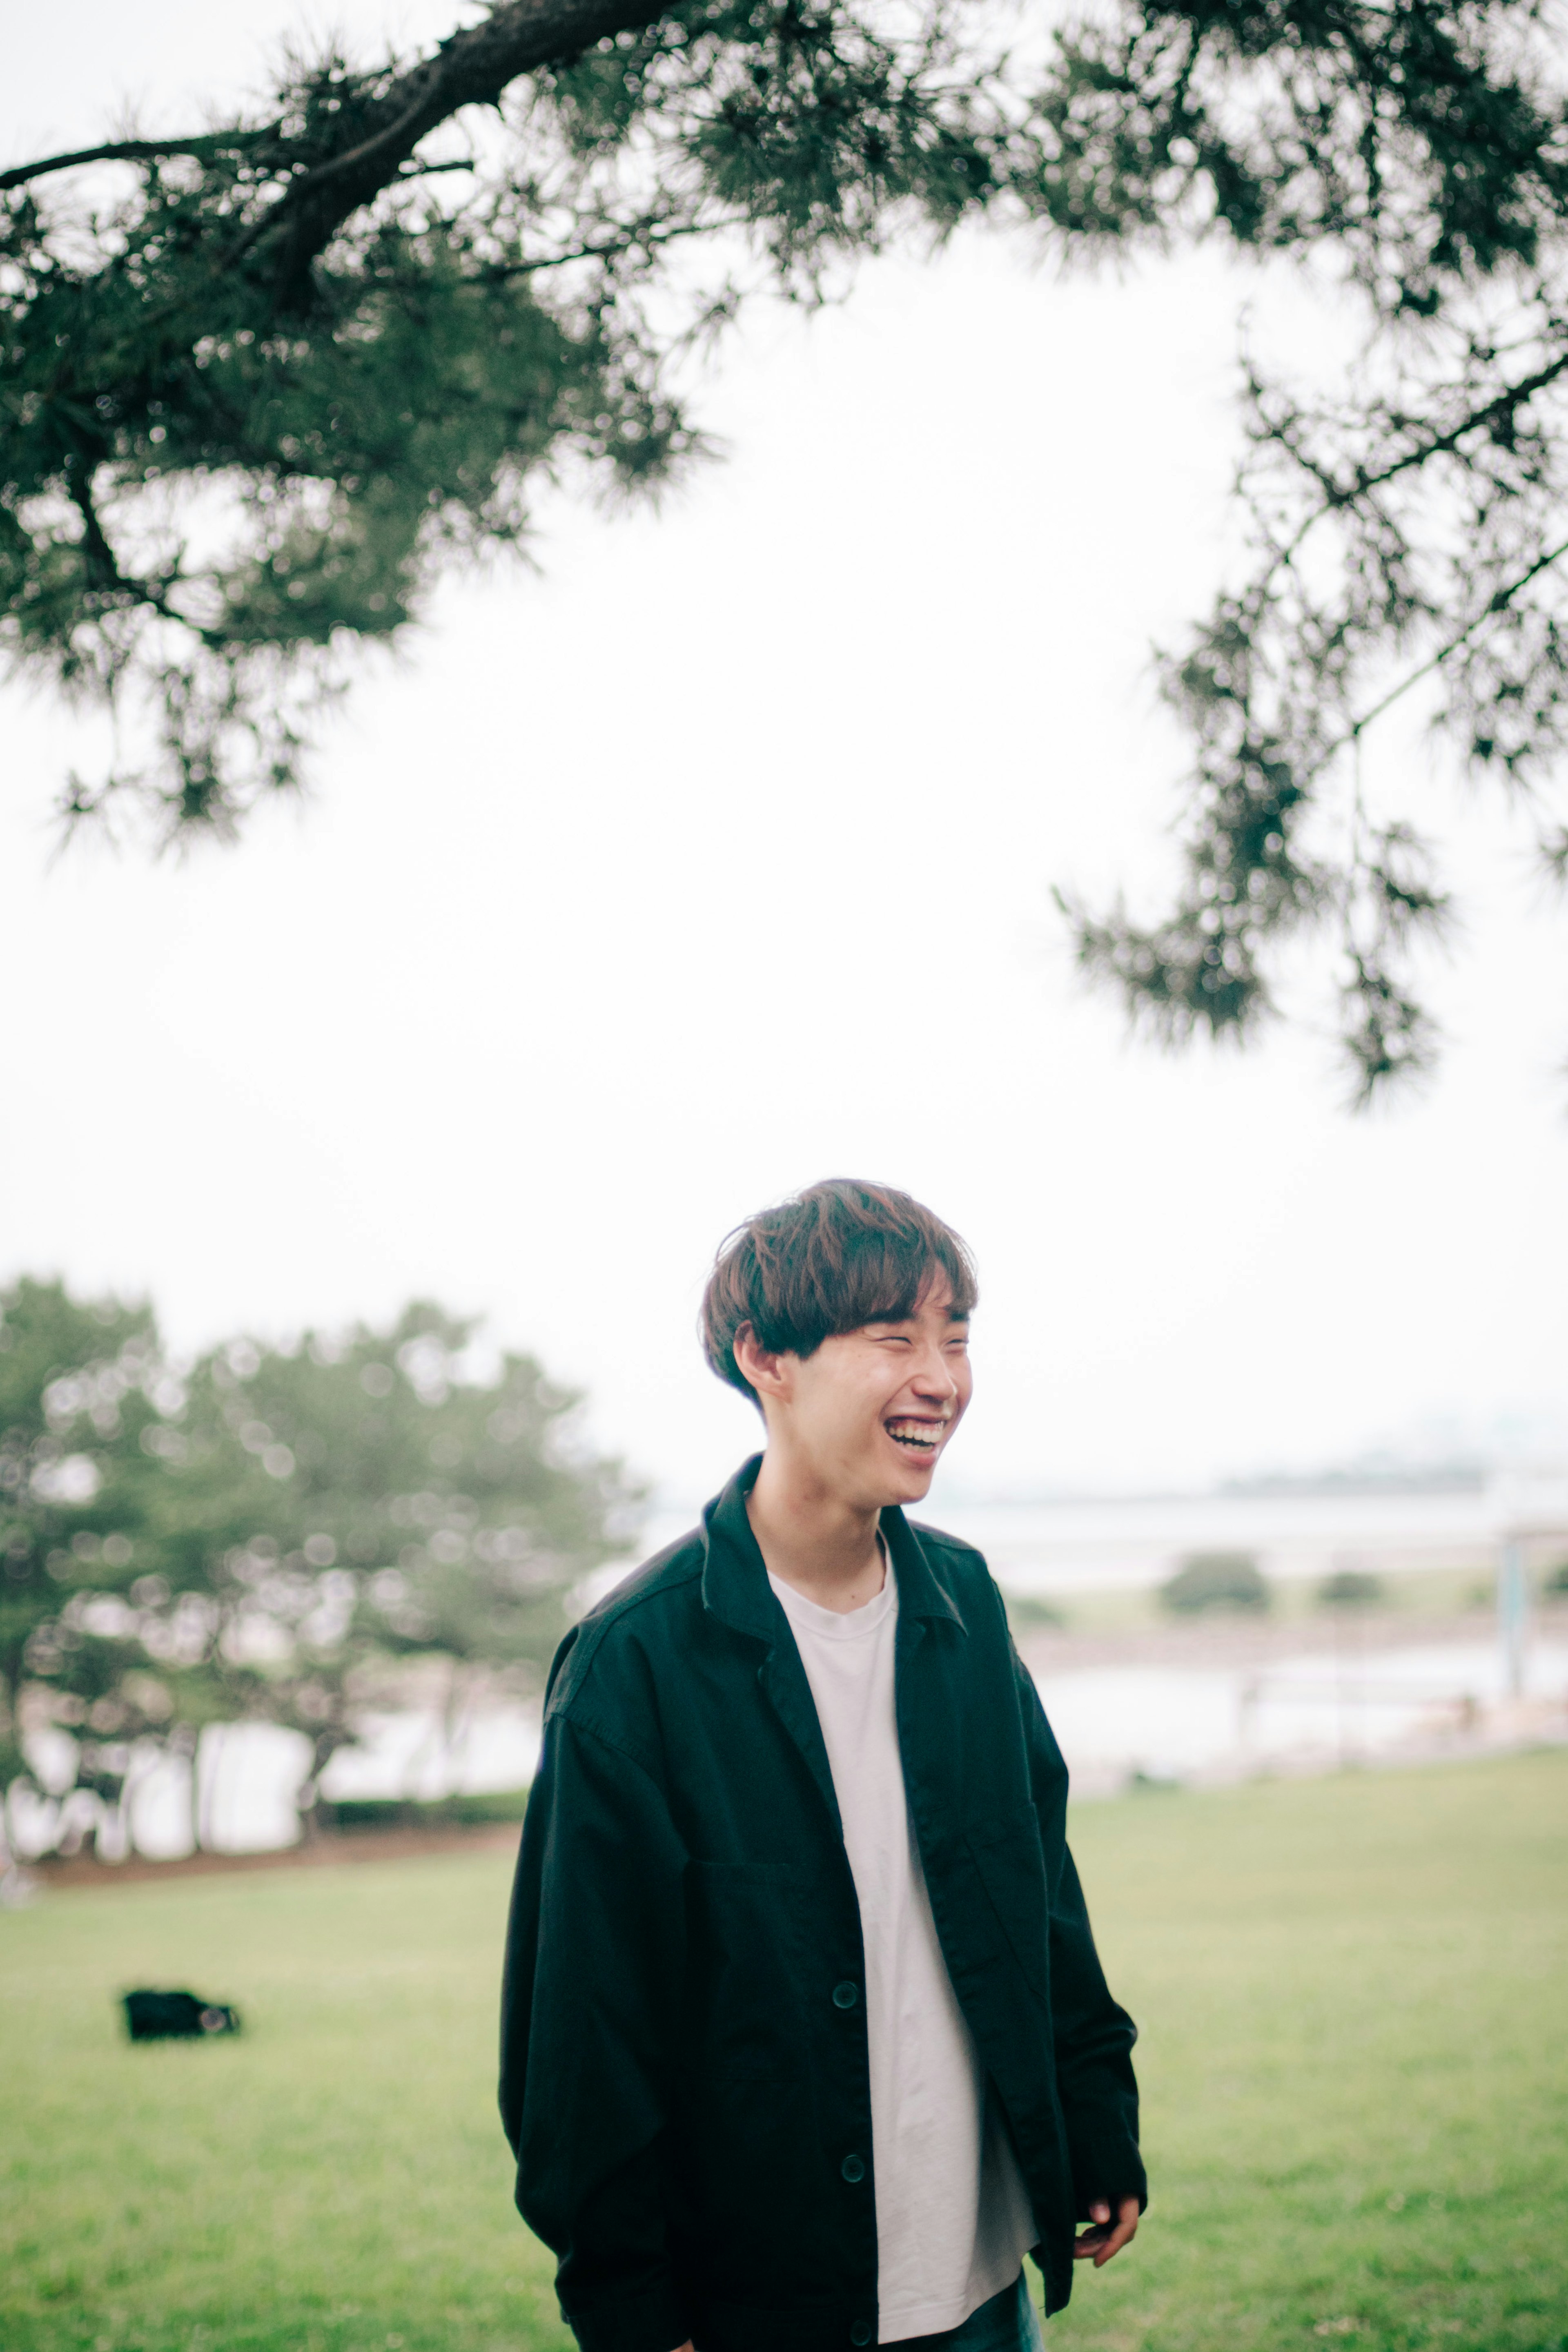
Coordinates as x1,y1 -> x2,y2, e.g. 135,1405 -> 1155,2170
964,1800 -> 1051,2001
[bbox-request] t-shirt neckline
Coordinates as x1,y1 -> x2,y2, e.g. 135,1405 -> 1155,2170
767,1533 -> 895,1642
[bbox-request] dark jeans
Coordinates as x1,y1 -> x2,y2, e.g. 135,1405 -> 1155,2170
882,2274 -> 1046,2351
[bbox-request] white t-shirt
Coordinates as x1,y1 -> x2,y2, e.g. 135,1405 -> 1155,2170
768,1555 -> 1036,2341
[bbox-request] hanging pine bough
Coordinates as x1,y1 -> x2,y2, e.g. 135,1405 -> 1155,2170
1032,4 -> 1568,1102
1059,297 -> 1568,1103
3,0 -> 1568,1088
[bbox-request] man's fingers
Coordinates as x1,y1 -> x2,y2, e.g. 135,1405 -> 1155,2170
1094,2198 -> 1141,2267
1074,2196 -> 1141,2265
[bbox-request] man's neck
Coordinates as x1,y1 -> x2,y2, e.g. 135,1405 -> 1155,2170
746,1446 -> 887,1616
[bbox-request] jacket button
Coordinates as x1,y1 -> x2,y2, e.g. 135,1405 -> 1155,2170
840,2153 -> 866,2184
832,1982 -> 858,2009
850,2325 -> 873,2345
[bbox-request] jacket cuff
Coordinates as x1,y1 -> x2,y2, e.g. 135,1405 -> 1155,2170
1067,2127 -> 1147,2218
564,2280 -> 693,2352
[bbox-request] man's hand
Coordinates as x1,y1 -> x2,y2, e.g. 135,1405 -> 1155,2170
1073,2196 -> 1140,2267
670,2341 -> 695,2350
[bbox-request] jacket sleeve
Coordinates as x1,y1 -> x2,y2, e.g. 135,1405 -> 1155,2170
1013,1644 -> 1148,2219
500,1696 -> 692,2352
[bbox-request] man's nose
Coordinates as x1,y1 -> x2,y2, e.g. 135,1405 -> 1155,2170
910,1346 -> 958,1398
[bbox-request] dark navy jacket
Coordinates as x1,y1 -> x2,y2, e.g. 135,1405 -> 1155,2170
500,1457 -> 1144,2352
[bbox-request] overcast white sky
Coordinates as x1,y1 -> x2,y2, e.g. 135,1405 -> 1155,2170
5,2 -> 1568,1512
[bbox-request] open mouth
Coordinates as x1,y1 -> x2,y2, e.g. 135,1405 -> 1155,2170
885,1417 -> 948,1456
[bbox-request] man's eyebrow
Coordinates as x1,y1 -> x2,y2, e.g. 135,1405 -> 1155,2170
860,1302 -> 970,1329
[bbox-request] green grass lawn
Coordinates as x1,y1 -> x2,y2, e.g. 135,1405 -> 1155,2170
2,1749 -> 1564,2352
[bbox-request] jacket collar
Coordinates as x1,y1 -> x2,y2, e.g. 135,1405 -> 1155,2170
701,1452 -> 968,1639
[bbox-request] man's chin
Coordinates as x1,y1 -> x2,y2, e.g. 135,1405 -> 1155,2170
882,1441 -> 942,1497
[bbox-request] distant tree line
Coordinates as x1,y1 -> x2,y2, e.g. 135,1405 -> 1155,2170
0,1276 -> 640,1861
1160,1553 -> 1386,1613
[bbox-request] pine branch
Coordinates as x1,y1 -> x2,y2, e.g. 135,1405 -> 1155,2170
238,0 -> 677,303
2,3 -> 682,305
1334,348 -> 1568,509
488,212 -> 750,279
1343,531 -> 1568,745
0,129 -> 285,193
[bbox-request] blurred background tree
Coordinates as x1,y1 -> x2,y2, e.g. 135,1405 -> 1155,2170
1318,1565 -> 1385,1609
0,1279 -> 640,1858
1160,1550 -> 1271,1614
165,1305 -> 641,1836
0,1277 -> 212,1861
4,0 -> 1568,1095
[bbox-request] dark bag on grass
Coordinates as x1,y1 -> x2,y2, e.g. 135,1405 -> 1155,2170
122,1989 -> 241,2041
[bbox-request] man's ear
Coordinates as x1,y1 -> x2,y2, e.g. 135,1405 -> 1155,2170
734,1321 -> 789,1405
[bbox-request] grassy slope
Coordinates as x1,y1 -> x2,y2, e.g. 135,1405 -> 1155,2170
1,1750 -> 1564,2352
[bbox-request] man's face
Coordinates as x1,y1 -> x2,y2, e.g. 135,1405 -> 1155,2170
766,1277 -> 972,1510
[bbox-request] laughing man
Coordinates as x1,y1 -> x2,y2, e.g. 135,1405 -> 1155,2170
501,1179 -> 1145,2352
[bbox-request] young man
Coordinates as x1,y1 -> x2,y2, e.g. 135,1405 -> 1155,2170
500,1180 -> 1144,2352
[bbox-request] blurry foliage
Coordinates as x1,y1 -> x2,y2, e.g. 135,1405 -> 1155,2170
1001,1589 -> 1067,1634
1543,1559 -> 1568,1594
324,1787 -> 532,1831
1318,1565 -> 1385,1607
0,1277 -> 185,1846
0,1275 -> 639,1857
4,7 -> 1568,1098
1052,0 -> 1568,1104
1160,1549 -> 1271,1613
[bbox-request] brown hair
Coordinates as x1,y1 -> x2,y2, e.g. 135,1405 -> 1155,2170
700,1179 -> 978,1403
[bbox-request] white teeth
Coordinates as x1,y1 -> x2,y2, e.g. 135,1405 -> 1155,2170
886,1420 -> 944,1449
